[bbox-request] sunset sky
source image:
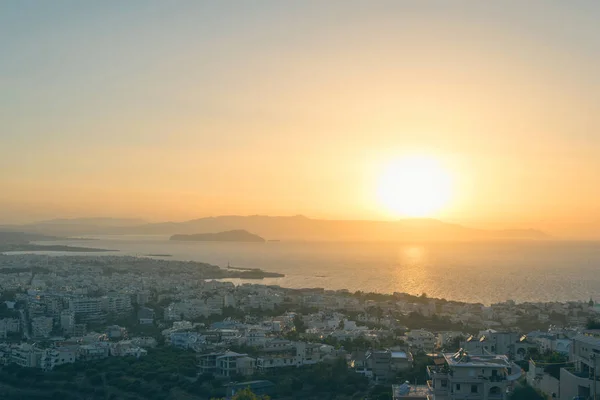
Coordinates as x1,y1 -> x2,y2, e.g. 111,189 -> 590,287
1,1 -> 600,237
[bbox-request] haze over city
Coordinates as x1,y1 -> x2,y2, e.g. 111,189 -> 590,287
2,1 -> 600,239
5,3 -> 600,400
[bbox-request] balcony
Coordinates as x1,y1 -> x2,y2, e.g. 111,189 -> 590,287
427,365 -> 449,379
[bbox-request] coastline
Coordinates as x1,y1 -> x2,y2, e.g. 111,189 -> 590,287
0,244 -> 116,252
5,238 -> 600,305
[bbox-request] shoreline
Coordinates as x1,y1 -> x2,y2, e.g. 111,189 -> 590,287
0,244 -> 115,252
1,251 -> 595,306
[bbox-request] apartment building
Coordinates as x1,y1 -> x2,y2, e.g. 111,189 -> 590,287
367,350 -> 394,383
462,331 -> 535,360
11,344 -> 42,368
216,352 -> 256,377
560,332 -> 600,400
244,329 -> 267,347
406,329 -> 436,354
69,297 -> 104,315
197,351 -> 256,377
60,310 -> 75,333
102,293 -> 132,314
40,348 -> 76,371
427,351 -> 521,400
78,344 -> 110,361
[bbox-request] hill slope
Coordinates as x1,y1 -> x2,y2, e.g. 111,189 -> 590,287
4,215 -> 549,242
170,230 -> 265,242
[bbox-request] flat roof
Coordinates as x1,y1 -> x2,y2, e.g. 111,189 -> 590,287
392,384 -> 430,398
444,352 -> 510,368
574,334 -> 600,346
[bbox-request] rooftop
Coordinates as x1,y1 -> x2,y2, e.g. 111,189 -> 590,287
574,334 -> 600,346
391,351 -> 408,359
392,383 -> 431,399
444,351 -> 510,368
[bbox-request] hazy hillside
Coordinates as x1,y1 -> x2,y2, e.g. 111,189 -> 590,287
4,215 -> 549,242
0,231 -> 58,244
0,218 -> 147,236
37,218 -> 147,227
171,230 -> 266,242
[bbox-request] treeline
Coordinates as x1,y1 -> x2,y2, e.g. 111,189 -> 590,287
0,349 -> 407,400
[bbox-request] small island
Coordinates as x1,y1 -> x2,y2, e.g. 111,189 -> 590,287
170,229 -> 266,243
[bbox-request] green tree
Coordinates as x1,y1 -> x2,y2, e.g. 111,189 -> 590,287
213,387 -> 270,400
508,384 -> 545,400
587,318 -> 600,329
293,314 -> 306,333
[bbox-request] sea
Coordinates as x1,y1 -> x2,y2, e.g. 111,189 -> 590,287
8,235 -> 600,305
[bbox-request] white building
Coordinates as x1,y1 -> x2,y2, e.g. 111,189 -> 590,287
559,332 -> 600,400
462,331 -> 535,360
245,329 -> 267,347
41,348 -> 76,371
406,329 -> 436,353
69,297 -> 104,315
102,293 -> 132,314
427,351 -> 522,400
11,344 -> 42,368
216,352 -> 256,377
60,310 -> 75,333
78,343 -> 110,361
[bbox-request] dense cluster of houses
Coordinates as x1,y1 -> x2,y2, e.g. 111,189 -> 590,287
2,254 -> 600,399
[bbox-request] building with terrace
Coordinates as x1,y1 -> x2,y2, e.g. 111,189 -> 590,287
427,351 -> 522,400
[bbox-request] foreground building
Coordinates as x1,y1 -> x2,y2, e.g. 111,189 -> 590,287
560,332 -> 600,400
427,351 -> 522,400
197,351 -> 256,377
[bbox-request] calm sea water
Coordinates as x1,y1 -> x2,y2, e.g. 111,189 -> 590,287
14,235 -> 600,305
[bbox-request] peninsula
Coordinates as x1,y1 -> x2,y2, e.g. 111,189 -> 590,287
170,229 -> 266,243
0,231 -> 114,253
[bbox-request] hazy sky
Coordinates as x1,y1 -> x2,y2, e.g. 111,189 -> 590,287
1,1 -> 600,236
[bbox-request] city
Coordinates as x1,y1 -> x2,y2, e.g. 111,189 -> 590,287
0,254 -> 598,399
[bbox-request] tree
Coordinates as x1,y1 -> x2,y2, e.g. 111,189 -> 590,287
508,384 -> 545,400
213,387 -> 270,400
293,314 -> 306,333
587,318 -> 600,330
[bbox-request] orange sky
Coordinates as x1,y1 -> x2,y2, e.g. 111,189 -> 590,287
1,2 -> 600,238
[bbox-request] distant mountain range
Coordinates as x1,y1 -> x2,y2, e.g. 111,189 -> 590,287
171,230 -> 266,243
0,215 -> 549,242
0,231 -> 114,252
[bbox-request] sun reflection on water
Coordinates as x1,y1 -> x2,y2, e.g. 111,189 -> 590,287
393,245 -> 431,297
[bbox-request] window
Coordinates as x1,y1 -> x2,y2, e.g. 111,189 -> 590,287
441,379 -> 448,388
471,385 -> 478,393
456,384 -> 461,391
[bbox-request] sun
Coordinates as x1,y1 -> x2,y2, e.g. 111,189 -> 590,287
377,155 -> 452,217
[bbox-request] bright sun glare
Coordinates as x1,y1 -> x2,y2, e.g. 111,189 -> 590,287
377,156 -> 452,218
